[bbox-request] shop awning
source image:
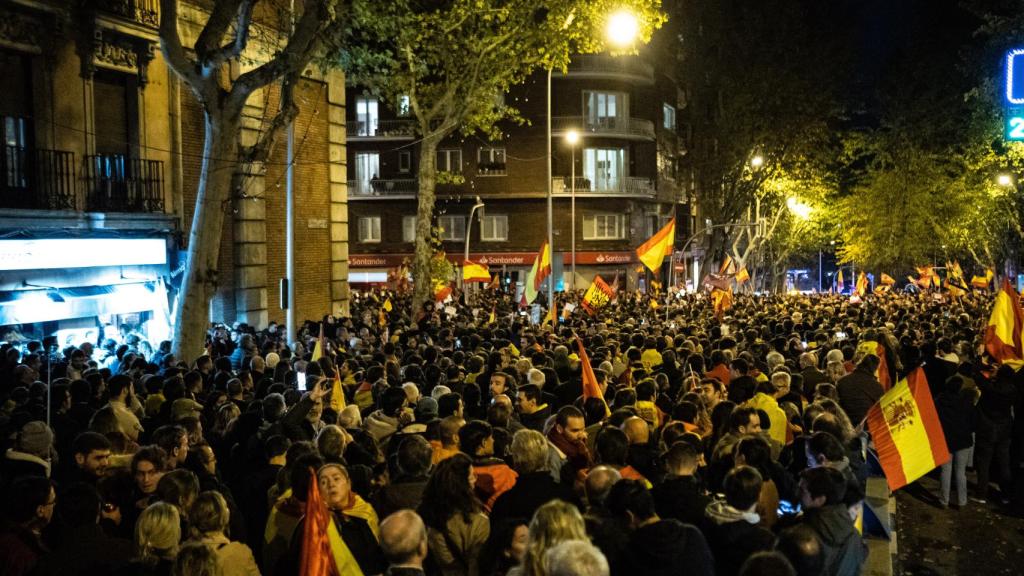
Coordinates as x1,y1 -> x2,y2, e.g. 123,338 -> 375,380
0,281 -> 167,325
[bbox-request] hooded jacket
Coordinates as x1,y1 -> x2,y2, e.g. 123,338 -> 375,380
702,501 -> 775,576
363,410 -> 400,444
802,504 -> 865,576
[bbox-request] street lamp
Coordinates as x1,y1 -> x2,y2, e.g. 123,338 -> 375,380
750,155 -> 765,169
997,173 -> 1014,187
606,10 -> 640,47
566,129 -> 580,290
464,196 -> 485,295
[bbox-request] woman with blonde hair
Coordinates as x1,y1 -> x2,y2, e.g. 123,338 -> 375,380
510,500 -> 587,576
172,542 -> 223,576
189,491 -> 260,576
126,502 -> 181,575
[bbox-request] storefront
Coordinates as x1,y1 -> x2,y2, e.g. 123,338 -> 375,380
0,237 -> 173,346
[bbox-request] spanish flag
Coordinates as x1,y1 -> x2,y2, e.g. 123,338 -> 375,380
836,269 -> 844,290
310,323 -> 325,362
382,298 -> 393,312
866,368 -> 949,490
880,273 -> 896,286
711,287 -> 733,319
734,267 -> 750,285
300,469 -> 363,576
972,275 -> 992,289
487,274 -> 501,290
983,279 -> 1024,367
543,301 -> 557,325
855,271 -> 869,297
636,218 -> 675,272
524,241 -> 551,305
719,254 -> 734,275
435,284 -> 453,303
330,368 -> 347,412
576,335 -> 609,416
463,259 -> 491,283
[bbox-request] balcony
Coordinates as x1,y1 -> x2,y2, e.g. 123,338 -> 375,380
347,119 -> 416,140
94,0 -> 160,28
556,54 -> 655,84
552,176 -> 655,198
1,146 -> 78,210
348,178 -> 418,199
85,155 -> 165,213
552,116 -> 655,141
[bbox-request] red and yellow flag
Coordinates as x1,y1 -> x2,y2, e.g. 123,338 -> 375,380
719,255 -> 734,275
524,241 -> 551,305
299,470 -> 336,576
866,368 -> 949,490
711,287 -> 733,319
543,301 -> 557,325
857,341 -> 892,391
462,259 -> 490,283
984,279 -> 1024,367
330,369 -> 347,412
576,336 -> 609,416
434,284 -> 453,303
581,275 -> 615,315
836,269 -> 844,290
487,274 -> 501,290
310,323 -> 325,362
880,273 -> 896,286
972,275 -> 992,289
734,267 -> 750,285
636,218 -> 676,272
382,298 -> 393,312
855,272 -> 869,297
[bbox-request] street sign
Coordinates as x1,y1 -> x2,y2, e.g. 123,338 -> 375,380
1005,49 -> 1024,140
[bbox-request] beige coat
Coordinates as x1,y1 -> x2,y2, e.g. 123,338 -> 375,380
426,512 -> 490,576
197,532 -> 261,576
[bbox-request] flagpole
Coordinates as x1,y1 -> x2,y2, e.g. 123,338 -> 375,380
667,206 -> 676,322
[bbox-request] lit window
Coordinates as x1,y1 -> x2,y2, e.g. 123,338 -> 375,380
437,215 -> 465,241
398,95 -> 411,117
663,103 -> 676,130
402,216 -> 416,243
355,97 -> 379,136
583,213 -> 625,240
358,216 -> 381,243
481,215 -> 508,242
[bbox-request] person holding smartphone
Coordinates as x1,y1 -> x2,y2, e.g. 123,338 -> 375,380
279,377 -> 329,442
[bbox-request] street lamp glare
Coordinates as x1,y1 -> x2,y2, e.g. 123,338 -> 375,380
565,129 -> 580,145
997,173 -> 1014,187
750,155 -> 764,168
787,197 -> 812,220
606,10 -> 639,47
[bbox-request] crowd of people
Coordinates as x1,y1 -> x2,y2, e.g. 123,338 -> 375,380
0,286 -> 1020,576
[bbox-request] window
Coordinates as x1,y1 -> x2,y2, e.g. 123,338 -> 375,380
397,95 -> 411,117
355,97 -> 379,136
93,70 -> 138,158
358,216 -> 381,243
402,216 -> 416,243
399,151 -> 411,173
481,215 -> 508,242
477,147 -> 506,174
647,214 -> 671,238
584,91 -> 626,129
353,153 -> 379,195
437,149 -> 462,173
437,215 -> 465,241
663,103 -> 676,130
583,147 -> 625,192
583,213 -> 626,240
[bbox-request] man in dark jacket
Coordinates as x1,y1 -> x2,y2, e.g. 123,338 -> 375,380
516,384 -> 552,432
836,355 -> 883,426
934,376 -> 977,507
608,479 -> 714,576
701,466 -> 775,576
491,429 -> 577,525
797,466 -> 865,576
973,364 -> 1017,503
799,352 -> 830,399
653,441 -> 710,526
376,435 -> 433,519
35,482 -> 132,576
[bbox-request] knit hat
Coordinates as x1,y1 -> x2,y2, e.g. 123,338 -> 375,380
17,421 -> 53,458
265,352 -> 281,369
415,397 -> 439,422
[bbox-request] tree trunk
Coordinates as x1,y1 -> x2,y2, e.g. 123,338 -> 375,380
411,135 -> 442,313
172,108 -> 242,359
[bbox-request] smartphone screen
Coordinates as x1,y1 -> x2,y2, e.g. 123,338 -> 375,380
296,371 -> 307,391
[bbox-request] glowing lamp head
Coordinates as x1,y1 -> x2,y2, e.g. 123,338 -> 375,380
998,173 -> 1014,187
606,10 -> 639,47
565,130 -> 580,146
787,197 -> 812,220
750,155 -> 765,168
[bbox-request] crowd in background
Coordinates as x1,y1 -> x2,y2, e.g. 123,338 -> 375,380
0,287 -> 1019,576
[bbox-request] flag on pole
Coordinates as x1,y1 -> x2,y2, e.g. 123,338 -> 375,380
609,273 -> 621,303
983,279 -> 1024,367
382,298 -> 393,312
581,275 -> 615,315
719,255 -> 734,275
487,274 -> 501,290
866,368 -> 950,491
330,368 -> 347,412
880,273 -> 896,286
837,269 -> 845,290
734,267 -> 750,285
855,271 -> 869,297
300,468 -> 363,576
543,301 -> 557,325
488,306 -> 496,324
576,335 -> 609,416
636,218 -> 676,272
711,287 -> 733,319
310,323 -> 324,362
462,259 -> 491,283
972,275 -> 992,289
524,241 -> 551,305
435,284 -> 453,303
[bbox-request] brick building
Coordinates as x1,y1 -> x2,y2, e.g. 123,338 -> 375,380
0,0 -> 348,344
347,45 -> 695,293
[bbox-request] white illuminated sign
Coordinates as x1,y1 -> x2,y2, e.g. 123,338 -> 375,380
0,238 -> 167,271
1007,49 -> 1024,105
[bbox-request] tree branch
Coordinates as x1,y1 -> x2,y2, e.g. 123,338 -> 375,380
204,0 -> 258,68
195,0 -> 245,63
244,68 -> 302,165
158,0 -> 200,86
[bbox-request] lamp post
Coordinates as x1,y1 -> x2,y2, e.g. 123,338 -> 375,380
463,196 -> 485,296
566,129 -> 580,290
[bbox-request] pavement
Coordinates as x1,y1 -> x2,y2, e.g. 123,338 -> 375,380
893,471 -> 1024,575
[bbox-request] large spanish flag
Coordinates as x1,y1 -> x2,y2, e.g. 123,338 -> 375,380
300,470 -> 363,576
734,267 -> 750,285
523,241 -> 551,305
462,259 -> 491,283
984,279 -> 1024,367
855,271 -> 869,297
866,368 -> 949,491
636,218 -> 675,272
857,340 -> 893,391
576,335 -> 609,416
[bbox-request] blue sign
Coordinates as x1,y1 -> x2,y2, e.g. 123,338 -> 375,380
1007,49 -> 1024,105
1007,114 -> 1024,141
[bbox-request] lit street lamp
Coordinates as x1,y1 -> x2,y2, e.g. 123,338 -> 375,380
463,196 -> 485,295
566,129 -> 580,290
997,173 -> 1014,187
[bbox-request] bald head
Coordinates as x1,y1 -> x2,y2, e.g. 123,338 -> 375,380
584,465 -> 622,508
380,510 -> 427,567
621,416 -> 649,445
492,393 -> 513,410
